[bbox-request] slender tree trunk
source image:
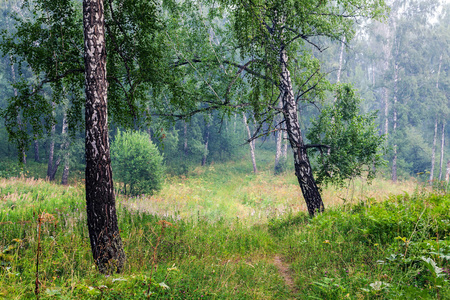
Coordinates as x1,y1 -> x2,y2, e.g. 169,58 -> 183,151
47,109 -> 56,180
9,54 -> 26,163
83,0 -> 125,273
392,61 -> 398,183
183,121 -> 188,156
34,136 -> 40,162
439,122 -> 445,181
47,102 -> 62,181
61,111 -> 70,185
280,48 -> 324,216
383,88 -> 389,138
436,54 -> 444,181
336,37 -> 345,84
430,117 -> 438,183
274,101 -> 282,173
243,113 -> 257,173
282,129 -> 288,159
201,117 -> 210,166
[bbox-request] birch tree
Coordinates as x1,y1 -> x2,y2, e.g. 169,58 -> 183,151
208,0 -> 387,216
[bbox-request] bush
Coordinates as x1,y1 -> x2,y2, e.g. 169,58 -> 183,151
111,130 -> 164,196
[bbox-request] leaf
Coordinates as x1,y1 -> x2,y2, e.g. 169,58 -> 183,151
369,281 -> 389,291
421,257 -> 445,278
158,282 -> 170,290
45,288 -> 62,296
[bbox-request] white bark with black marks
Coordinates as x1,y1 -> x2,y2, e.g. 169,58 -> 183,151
83,0 -> 125,273
279,48 -> 324,216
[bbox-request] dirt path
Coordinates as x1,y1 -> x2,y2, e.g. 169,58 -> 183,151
273,255 -> 298,297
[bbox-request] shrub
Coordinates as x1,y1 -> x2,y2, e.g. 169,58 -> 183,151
111,130 -> 164,196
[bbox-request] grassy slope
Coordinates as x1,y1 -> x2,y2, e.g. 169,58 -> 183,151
0,157 -> 449,299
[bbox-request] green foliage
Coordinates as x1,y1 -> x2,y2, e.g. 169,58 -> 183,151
307,84 -> 385,187
111,130 -> 164,196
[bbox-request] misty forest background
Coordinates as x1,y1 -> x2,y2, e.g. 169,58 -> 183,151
0,0 -> 449,185
1,0 -> 450,299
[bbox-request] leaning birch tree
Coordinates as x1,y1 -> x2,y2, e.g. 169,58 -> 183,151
210,0 -> 387,216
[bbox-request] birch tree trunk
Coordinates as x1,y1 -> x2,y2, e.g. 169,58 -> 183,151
34,136 -> 40,162
436,54 -> 444,181
430,117 -> 438,183
336,37 -> 345,84
439,122 -> 445,181
9,55 -> 26,163
183,121 -> 188,156
274,101 -> 283,173
243,113 -> 257,173
201,117 -> 210,166
282,129 -> 288,159
47,105 -> 56,180
392,61 -> 398,183
280,48 -> 324,216
61,111 -> 70,185
83,0 -> 125,273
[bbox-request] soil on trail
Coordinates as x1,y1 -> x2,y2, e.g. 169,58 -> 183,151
273,255 -> 298,297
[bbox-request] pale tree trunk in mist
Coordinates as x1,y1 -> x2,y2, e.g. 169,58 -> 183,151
392,61 -> 398,183
9,55 -> 26,163
274,127 -> 282,172
336,37 -> 345,84
61,111 -> 70,185
430,118 -> 438,183
34,136 -> 40,162
243,112 -> 257,173
439,122 -> 445,181
381,24 -> 393,144
83,0 -> 125,273
47,102 -> 59,180
436,54 -> 444,181
282,129 -> 288,159
201,116 -> 210,166
274,101 -> 282,173
183,121 -> 188,156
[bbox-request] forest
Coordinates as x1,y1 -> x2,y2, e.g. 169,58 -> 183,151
0,0 -> 450,299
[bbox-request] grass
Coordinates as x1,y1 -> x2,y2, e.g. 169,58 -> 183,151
0,155 -> 449,299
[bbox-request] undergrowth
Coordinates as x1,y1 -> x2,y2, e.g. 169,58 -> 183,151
0,168 -> 449,299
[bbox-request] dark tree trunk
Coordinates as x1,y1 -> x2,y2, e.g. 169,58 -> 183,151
83,0 -> 125,273
280,48 -> 324,216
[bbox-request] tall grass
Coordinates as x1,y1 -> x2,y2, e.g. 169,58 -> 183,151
1,155 -> 448,299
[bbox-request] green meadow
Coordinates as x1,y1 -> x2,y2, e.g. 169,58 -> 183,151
0,158 -> 449,299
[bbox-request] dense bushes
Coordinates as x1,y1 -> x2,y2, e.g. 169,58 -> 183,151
111,130 -> 164,196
